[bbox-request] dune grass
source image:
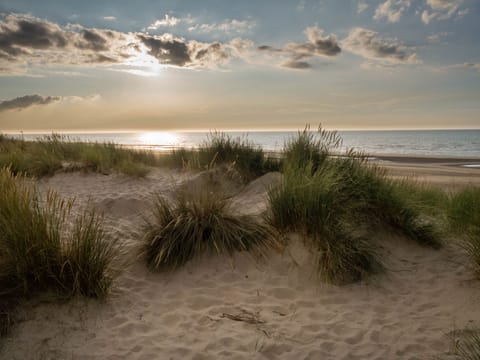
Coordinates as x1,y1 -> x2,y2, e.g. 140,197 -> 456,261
0,133 -> 157,177
445,328 -> 480,360
268,161 -> 384,284
0,167 -> 119,336
159,132 -> 281,181
447,187 -> 480,278
267,126 -> 443,284
142,189 -> 278,270
0,132 -> 279,180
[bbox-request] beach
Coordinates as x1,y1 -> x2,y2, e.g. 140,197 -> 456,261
1,156 -> 479,360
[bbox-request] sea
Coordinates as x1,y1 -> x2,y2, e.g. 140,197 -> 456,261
5,129 -> 480,159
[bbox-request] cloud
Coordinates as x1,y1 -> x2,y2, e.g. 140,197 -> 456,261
297,0 -> 307,12
421,0 -> 467,24
374,0 -> 411,23
342,27 -> 419,64
357,1 -> 369,14
258,26 -> 341,70
0,13 -> 133,66
283,60 -> 311,69
0,13 -> 248,74
103,16 -> 116,21
442,62 -> 480,71
0,14 -> 68,57
0,94 -> 61,112
228,37 -> 255,58
188,19 -> 256,35
426,31 -> 451,44
147,15 -> 181,30
138,33 -> 248,68
137,33 -> 191,66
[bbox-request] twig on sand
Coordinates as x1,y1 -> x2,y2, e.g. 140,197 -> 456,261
221,309 -> 265,325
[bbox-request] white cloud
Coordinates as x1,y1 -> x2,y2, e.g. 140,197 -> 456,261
443,63 -> 480,71
421,0 -> 466,24
426,31 -> 450,43
188,19 -> 256,35
357,1 -> 369,14
297,0 -> 307,12
103,16 -> 116,21
147,15 -> 181,30
456,8 -> 469,18
374,0 -> 411,23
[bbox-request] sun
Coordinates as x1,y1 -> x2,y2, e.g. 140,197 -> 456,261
139,132 -> 178,149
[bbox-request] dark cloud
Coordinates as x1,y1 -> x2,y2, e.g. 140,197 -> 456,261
190,41 -> 229,67
88,54 -> 118,63
257,45 -> 283,52
0,14 -> 132,69
283,60 -> 311,69
0,16 -> 68,58
138,34 -> 231,68
342,27 -> 419,64
0,94 -> 61,112
288,27 -> 341,57
257,26 -> 341,70
76,29 -> 109,51
138,34 -> 191,66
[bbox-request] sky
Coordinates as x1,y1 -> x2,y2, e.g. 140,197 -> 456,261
0,0 -> 479,132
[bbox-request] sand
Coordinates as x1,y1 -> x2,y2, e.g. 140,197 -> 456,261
1,158 -> 480,360
372,155 -> 480,191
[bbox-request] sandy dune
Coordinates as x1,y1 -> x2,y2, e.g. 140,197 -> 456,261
1,160 -> 480,360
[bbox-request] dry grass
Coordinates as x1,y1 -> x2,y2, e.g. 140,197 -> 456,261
0,133 -> 158,177
0,167 -> 120,336
142,189 -> 278,270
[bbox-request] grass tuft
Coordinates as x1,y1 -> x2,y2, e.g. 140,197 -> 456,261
159,132 -> 281,181
447,187 -> 480,278
283,125 -> 341,173
142,190 -> 278,270
60,210 -> 119,298
0,167 -> 119,336
268,163 -> 384,284
450,328 -> 480,360
268,125 -> 442,283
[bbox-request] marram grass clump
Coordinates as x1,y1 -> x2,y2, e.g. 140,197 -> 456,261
0,167 -> 119,336
447,187 -> 480,278
159,131 -> 281,181
268,163 -> 384,284
267,125 -> 442,284
142,190 -> 278,270
444,328 -> 480,360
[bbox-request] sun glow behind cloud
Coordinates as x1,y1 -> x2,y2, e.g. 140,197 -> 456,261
119,44 -> 166,77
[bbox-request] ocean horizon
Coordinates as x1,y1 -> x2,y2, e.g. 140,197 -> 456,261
5,129 -> 480,158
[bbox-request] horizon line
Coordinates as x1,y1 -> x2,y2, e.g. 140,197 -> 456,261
3,127 -> 480,134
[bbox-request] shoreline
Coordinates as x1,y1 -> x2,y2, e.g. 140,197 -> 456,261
370,154 -> 480,166
3,133 -> 479,163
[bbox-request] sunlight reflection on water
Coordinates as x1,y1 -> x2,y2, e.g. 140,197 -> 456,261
138,132 -> 178,147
